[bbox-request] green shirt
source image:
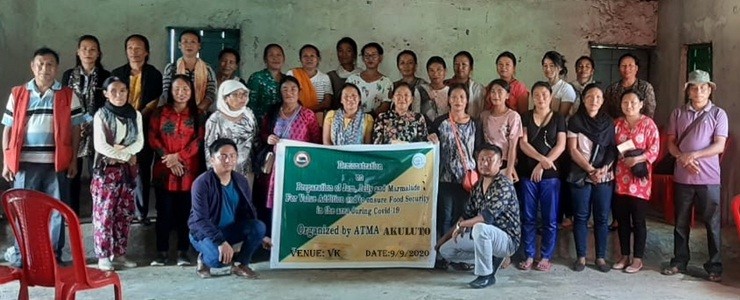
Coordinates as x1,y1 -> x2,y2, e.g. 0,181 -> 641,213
246,69 -> 282,120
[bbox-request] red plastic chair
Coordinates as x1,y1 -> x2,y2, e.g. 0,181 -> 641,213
732,195 -> 740,241
0,265 -> 24,299
2,189 -> 122,300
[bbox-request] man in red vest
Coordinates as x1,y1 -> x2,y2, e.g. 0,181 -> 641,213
2,47 -> 88,266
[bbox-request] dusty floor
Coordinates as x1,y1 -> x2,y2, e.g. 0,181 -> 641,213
1,218 -> 739,300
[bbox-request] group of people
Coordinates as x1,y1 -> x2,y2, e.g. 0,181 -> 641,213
1,32 -> 728,287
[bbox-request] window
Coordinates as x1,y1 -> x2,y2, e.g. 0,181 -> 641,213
167,27 -> 240,68
686,43 -> 712,79
590,45 -> 652,86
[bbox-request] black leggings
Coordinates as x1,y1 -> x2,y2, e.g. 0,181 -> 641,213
613,194 -> 648,258
154,189 -> 191,252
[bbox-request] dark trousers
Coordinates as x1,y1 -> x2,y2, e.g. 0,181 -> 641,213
154,188 -> 191,252
437,182 -> 468,238
671,183 -> 722,274
68,156 -> 92,215
190,219 -> 266,268
135,145 -> 154,219
613,194 -> 648,258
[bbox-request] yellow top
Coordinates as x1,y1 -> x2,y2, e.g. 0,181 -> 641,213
128,74 -> 143,110
323,110 -> 374,144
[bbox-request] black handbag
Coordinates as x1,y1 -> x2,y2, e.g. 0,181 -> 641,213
623,149 -> 648,179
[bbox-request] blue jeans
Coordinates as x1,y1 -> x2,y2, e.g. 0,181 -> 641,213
436,182 -> 468,238
570,181 -> 613,259
520,178 -> 560,260
190,219 -> 266,268
8,163 -> 68,267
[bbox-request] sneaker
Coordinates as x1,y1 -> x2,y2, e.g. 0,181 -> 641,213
112,255 -> 137,268
98,257 -> 114,271
150,252 -> 168,266
177,251 -> 191,266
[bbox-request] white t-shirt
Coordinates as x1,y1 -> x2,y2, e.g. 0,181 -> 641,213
286,69 -> 333,102
551,79 -> 577,115
345,74 -> 393,113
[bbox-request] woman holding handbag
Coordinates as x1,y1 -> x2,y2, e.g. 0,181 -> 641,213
428,83 -> 480,239
429,83 -> 480,271
516,82 -> 567,272
612,90 -> 660,273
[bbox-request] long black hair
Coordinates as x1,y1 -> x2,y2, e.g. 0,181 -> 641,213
75,35 -> 104,70
166,74 -> 201,131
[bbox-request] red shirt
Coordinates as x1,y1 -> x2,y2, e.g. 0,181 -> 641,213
614,116 -> 660,200
507,78 -> 529,113
149,105 -> 204,192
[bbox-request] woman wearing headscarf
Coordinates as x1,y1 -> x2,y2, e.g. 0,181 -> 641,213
323,83 -> 374,145
91,76 -> 143,271
566,83 -> 616,273
204,80 -> 257,188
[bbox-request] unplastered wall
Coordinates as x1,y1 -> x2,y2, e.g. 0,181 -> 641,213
655,0 -> 740,224
18,0 -> 655,92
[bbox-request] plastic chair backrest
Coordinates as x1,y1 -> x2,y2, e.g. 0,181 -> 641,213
1,189 -> 89,288
733,195 -> 740,241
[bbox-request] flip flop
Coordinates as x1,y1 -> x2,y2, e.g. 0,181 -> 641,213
708,273 -> 722,282
534,260 -> 552,272
517,259 -> 533,271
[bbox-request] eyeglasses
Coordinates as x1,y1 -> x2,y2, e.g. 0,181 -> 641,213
229,92 -> 249,98
216,153 -> 238,162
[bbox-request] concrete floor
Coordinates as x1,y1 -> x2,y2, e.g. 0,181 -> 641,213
1,218 -> 739,300
1,180 -> 739,299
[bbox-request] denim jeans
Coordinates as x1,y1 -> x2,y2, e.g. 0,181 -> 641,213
436,182 -> 468,238
570,181 -> 613,259
520,178 -> 560,260
438,223 -> 516,276
190,219 -> 266,268
671,183 -> 722,275
8,162 -> 68,266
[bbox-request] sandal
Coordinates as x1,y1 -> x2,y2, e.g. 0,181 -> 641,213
534,260 -> 552,272
449,262 -> 473,271
661,265 -> 683,276
707,273 -> 722,282
517,258 -> 533,271
500,257 -> 511,269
